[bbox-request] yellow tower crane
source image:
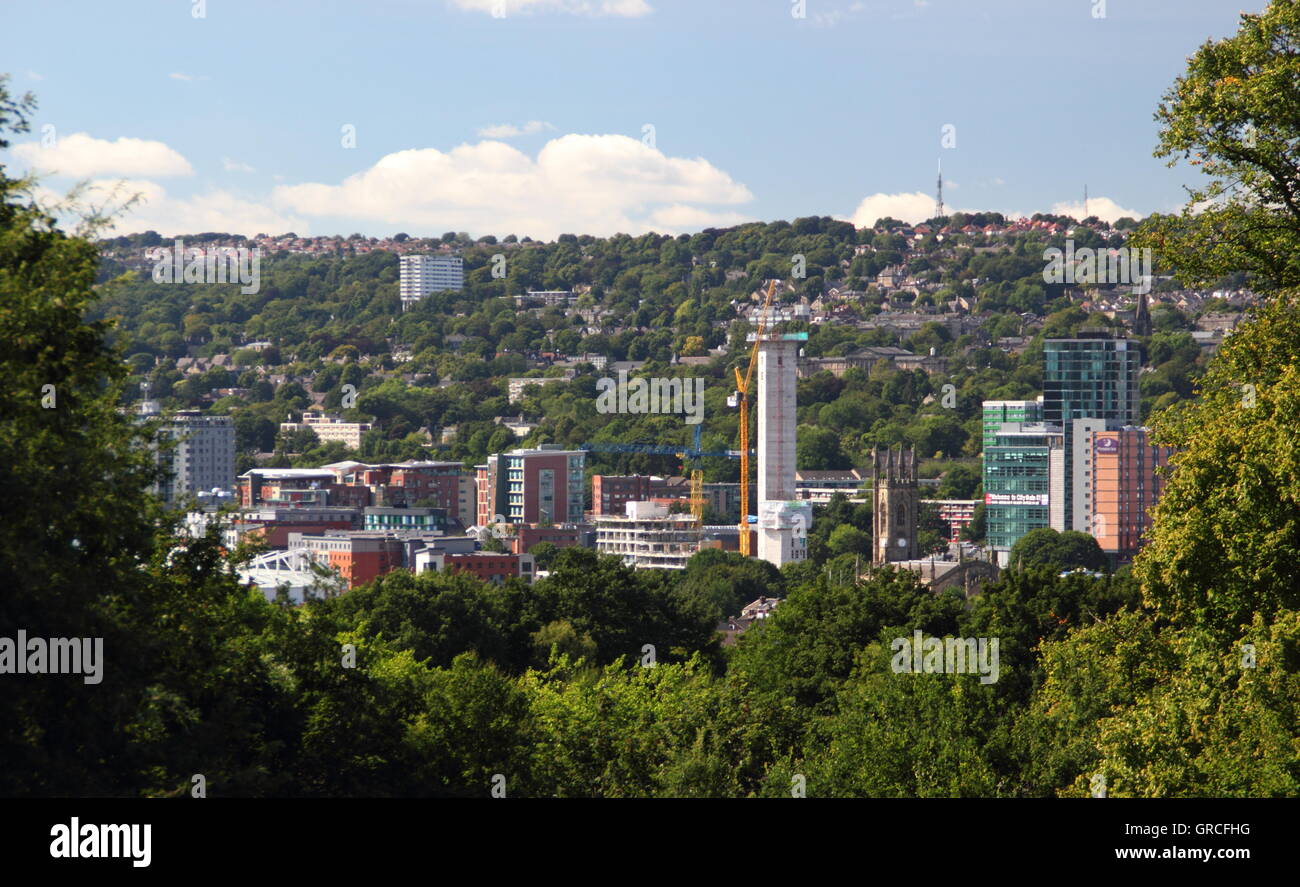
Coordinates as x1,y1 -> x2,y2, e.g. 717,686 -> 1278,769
732,279 -> 779,556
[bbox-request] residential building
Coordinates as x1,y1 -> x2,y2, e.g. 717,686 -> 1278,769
794,469 -> 866,503
279,413 -> 373,450
507,371 -> 575,404
154,411 -> 236,508
400,254 -> 464,308
595,501 -> 702,570
591,475 -> 652,515
929,499 -> 980,542
478,446 -> 586,527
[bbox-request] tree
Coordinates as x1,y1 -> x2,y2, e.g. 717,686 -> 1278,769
1008,528 -> 1107,573
528,540 -> 559,570
1137,2 -> 1300,290
827,524 -> 870,558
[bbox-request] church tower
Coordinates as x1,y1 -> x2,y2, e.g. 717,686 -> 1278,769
872,445 -> 920,565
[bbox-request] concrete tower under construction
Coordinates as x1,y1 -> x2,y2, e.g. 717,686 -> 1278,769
752,332 -> 811,567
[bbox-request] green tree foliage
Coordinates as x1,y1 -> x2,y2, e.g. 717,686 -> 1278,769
1008,528 -> 1108,573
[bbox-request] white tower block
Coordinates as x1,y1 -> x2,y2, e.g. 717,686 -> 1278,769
752,333 -> 811,567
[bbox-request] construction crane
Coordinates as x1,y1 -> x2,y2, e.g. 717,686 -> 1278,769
579,425 -> 741,525
730,279 -> 780,556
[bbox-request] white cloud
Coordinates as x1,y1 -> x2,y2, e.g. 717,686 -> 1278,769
451,0 -> 651,16
1050,196 -> 1141,224
847,191 -> 937,226
168,72 -> 209,82
37,178 -> 309,238
477,120 -> 555,138
12,133 -> 193,178
26,70 -> 43,81
272,133 -> 753,239
223,158 -> 256,173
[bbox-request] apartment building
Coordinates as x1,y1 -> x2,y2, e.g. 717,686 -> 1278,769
154,411 -> 236,509
595,501 -> 702,570
399,254 -> 464,309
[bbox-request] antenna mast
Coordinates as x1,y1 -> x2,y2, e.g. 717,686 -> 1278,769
936,158 -> 944,219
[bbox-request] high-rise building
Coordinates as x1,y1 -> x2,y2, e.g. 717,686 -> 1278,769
753,332 -> 811,567
1089,426 -> 1174,563
154,411 -> 236,509
399,255 -> 463,309
1043,332 -> 1141,532
478,446 -> 586,527
982,399 -> 1043,449
983,422 -> 1064,566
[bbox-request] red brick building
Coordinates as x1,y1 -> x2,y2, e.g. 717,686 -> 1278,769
443,552 -> 535,585
591,475 -> 652,515
289,533 -> 405,588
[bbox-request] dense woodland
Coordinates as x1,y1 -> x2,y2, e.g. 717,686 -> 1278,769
4,1 -> 1300,798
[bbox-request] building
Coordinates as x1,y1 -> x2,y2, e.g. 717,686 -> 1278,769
1089,426 -> 1174,563
595,501 -> 702,570
754,332 -> 812,567
362,506 -> 447,533
982,400 -> 1043,449
799,346 -> 946,379
399,255 -> 463,308
1042,332 -> 1141,532
227,505 -> 361,549
983,423 -> 1065,566
280,413 -> 373,449
514,289 -> 576,308
323,460 -> 474,527
153,411 -> 236,508
478,446 -> 586,527
419,552 -> 535,585
929,499 -> 980,542
591,475 -> 652,515
287,532 -> 406,589
510,524 -> 591,555
794,469 -> 866,503
507,372 -> 575,404
872,445 -> 920,564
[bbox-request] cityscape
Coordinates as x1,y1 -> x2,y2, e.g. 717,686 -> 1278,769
0,0 -> 1295,851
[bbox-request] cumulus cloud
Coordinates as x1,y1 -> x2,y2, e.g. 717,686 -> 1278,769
223,158 -> 256,173
272,133 -> 753,239
39,178 -> 308,238
12,133 -> 193,178
451,0 -> 651,16
1050,196 -> 1142,224
477,120 -> 555,138
847,191 -> 938,227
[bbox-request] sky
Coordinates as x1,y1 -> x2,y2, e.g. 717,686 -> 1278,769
2,0 -> 1261,241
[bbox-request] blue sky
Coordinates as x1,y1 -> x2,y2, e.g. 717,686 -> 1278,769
3,0 -> 1258,240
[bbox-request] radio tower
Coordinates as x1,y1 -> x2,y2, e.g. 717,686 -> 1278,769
936,158 -> 945,220
1083,184 -> 1089,221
